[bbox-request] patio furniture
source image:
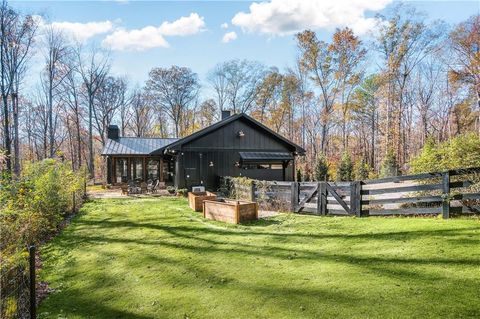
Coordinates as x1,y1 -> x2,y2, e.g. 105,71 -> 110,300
120,183 -> 128,195
140,182 -> 148,194
147,180 -> 155,193
128,181 -> 140,194
150,180 -> 160,193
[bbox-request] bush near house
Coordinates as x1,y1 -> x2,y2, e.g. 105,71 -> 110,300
0,159 -> 85,319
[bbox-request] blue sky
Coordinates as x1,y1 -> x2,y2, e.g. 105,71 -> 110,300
11,0 -> 480,89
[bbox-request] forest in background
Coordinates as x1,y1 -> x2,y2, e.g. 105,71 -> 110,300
0,1 -> 479,182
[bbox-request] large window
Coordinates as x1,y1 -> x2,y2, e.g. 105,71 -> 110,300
115,158 -> 128,183
242,163 -> 283,170
147,160 -> 160,181
131,158 -> 143,181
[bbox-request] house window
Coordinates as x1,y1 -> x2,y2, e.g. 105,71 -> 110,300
115,158 -> 127,183
147,160 -> 160,181
241,163 -> 284,170
131,158 -> 143,181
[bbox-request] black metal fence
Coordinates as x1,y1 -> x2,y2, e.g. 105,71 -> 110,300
223,167 -> 480,218
1,245 -> 36,319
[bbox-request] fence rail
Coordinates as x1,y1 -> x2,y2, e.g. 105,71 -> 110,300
224,167 -> 480,218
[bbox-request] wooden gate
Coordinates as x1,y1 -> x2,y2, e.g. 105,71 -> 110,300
293,182 -> 354,215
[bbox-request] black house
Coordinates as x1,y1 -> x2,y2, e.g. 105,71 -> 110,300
102,111 -> 305,190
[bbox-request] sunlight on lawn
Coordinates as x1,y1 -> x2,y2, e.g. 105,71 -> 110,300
38,197 -> 480,319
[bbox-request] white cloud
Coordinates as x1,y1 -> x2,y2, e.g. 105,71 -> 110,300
158,13 -> 205,36
102,13 -> 205,51
221,22 -> 229,29
222,31 -> 237,43
34,16 -> 115,42
103,26 -> 169,51
231,0 -> 392,36
51,21 -> 114,42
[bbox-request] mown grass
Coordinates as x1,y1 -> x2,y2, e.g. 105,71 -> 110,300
38,197 -> 480,318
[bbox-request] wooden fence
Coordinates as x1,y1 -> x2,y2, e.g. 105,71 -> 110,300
226,167 -> 480,218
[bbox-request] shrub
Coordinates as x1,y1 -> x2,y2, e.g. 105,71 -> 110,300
354,159 -> 372,180
0,159 -> 85,319
336,152 -> 353,181
380,149 -> 399,177
314,155 -> 329,181
410,134 -> 480,173
176,188 -> 188,197
167,186 -> 176,194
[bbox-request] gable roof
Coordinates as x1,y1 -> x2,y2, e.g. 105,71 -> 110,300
164,113 -> 306,154
101,137 -> 178,156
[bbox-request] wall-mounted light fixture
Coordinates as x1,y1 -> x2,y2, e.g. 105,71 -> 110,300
209,161 -> 214,167
234,161 -> 240,167
237,130 -> 245,137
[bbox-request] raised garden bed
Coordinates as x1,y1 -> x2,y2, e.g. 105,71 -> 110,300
188,191 -> 217,211
203,199 -> 258,224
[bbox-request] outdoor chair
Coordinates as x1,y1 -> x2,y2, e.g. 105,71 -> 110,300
150,180 -> 159,193
128,181 -> 140,194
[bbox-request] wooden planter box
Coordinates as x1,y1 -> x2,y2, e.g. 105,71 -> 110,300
188,191 -> 217,211
203,199 -> 258,224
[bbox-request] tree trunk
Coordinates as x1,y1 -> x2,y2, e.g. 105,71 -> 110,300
76,111 -> 82,170
12,93 -> 20,175
88,94 -> 94,181
2,93 -> 11,171
48,76 -> 54,158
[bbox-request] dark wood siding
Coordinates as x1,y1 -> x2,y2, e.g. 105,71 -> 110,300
181,119 -> 290,151
177,118 -> 296,190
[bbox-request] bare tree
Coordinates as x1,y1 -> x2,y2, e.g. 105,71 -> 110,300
448,15 -> 480,134
92,76 -> 127,145
146,66 -> 199,138
208,59 -> 267,114
61,55 -> 84,169
0,1 -> 37,173
76,44 -> 110,179
129,89 -> 153,137
296,30 -> 342,154
374,3 -> 445,163
41,26 -> 70,158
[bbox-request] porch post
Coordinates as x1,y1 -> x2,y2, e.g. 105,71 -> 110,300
127,157 -> 131,181
160,158 -> 164,182
143,157 -> 147,181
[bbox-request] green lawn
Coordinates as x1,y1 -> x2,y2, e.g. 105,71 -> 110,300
39,197 -> 480,319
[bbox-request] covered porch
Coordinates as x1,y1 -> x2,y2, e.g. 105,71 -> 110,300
106,155 -> 174,185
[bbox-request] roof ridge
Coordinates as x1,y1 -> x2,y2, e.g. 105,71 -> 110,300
119,137 -> 179,140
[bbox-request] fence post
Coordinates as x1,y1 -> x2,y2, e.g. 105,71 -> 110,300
250,181 -> 256,202
350,181 -> 362,217
291,182 -> 299,212
442,171 -> 450,219
317,182 -> 327,215
29,245 -> 36,319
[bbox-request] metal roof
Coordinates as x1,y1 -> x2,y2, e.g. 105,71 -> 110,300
101,137 -> 178,156
239,151 -> 294,161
